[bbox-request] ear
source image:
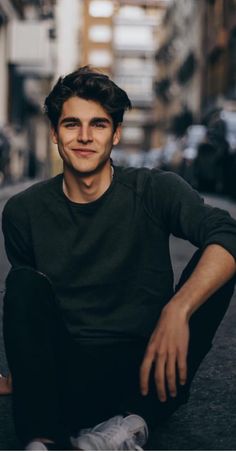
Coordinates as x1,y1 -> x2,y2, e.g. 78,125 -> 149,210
112,124 -> 122,146
51,127 -> 58,145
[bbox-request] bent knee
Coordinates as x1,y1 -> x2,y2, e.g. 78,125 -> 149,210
4,267 -> 54,315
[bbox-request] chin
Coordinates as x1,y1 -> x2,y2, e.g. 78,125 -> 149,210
70,163 -> 98,176
72,158 -> 108,174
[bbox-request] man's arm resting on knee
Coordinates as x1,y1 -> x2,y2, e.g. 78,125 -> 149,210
140,244 -> 236,402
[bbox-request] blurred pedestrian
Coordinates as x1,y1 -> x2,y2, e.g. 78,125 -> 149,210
2,67 -> 236,451
194,142 -> 219,192
196,112 -> 231,194
207,118 -> 231,194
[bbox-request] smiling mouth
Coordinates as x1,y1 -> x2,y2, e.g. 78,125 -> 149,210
71,148 -> 96,156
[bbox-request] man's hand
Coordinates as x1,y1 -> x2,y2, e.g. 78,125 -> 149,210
0,373 -> 12,395
140,245 -> 236,402
140,303 -> 189,402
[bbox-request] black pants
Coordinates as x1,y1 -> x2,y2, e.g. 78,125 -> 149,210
3,251 -> 235,447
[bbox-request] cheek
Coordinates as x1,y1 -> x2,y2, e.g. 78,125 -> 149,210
58,135 -> 74,149
103,141 -> 113,153
57,139 -> 70,158
104,135 -> 115,149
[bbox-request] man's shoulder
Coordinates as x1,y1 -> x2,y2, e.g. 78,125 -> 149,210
115,165 -> 184,193
3,174 -> 62,215
115,165 -> 154,189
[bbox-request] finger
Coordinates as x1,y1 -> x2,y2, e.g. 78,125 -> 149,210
177,351 -> 187,385
166,352 -> 177,397
154,353 -> 166,402
140,346 -> 155,396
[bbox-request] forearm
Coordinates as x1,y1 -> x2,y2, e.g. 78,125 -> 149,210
141,244 -> 236,399
168,244 -> 236,320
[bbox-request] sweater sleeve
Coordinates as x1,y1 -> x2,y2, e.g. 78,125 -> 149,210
2,196 -> 35,268
146,171 -> 236,260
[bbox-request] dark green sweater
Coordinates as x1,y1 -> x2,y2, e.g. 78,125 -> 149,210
2,167 -> 236,343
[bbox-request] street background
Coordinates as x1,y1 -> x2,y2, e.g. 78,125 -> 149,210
1,0 -> 236,450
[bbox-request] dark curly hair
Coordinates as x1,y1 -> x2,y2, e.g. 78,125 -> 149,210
44,66 -> 132,131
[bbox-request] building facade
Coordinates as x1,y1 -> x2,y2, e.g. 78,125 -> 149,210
0,0 -> 56,185
80,0 -> 169,154
153,0 -> 236,146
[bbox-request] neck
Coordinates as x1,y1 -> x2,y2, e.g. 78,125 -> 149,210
63,162 -> 114,203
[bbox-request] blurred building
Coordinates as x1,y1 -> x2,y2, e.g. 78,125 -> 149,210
80,0 -> 170,154
153,0 -> 205,145
113,1 -> 165,153
82,0 -> 114,71
0,0 -> 56,185
202,0 -> 236,112
54,0 -> 82,78
3,0 -> 236,184
153,0 -> 236,146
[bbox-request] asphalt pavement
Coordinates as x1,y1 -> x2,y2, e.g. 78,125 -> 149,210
0,181 -> 235,450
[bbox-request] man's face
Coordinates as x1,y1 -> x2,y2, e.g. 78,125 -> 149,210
51,96 -> 121,175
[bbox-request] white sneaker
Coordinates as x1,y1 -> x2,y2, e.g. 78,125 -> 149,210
122,415 -> 148,450
70,415 -> 123,449
71,414 -> 148,450
25,441 -> 48,451
74,414 -> 123,437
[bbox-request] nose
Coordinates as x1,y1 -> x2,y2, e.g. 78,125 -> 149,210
77,125 -> 93,143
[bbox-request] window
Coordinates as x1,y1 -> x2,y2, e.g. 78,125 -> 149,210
118,6 -> 145,19
88,49 -> 112,67
89,25 -> 112,43
113,25 -> 153,49
89,1 -> 114,18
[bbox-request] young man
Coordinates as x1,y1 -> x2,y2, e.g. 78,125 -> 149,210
2,66 -> 236,450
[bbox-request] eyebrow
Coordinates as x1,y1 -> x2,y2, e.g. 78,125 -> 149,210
60,116 -> 112,125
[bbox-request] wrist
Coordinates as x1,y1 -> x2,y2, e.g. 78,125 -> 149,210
165,295 -> 193,321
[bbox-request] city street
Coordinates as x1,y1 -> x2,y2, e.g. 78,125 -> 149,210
0,182 -> 235,450
1,0 -> 236,449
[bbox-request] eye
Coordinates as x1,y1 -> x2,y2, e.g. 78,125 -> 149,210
93,122 -> 106,129
64,123 -> 78,129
